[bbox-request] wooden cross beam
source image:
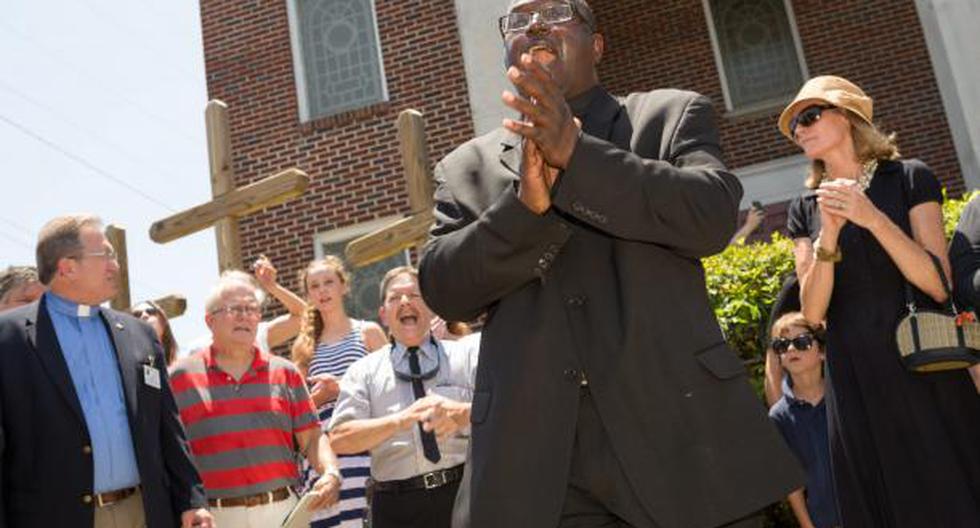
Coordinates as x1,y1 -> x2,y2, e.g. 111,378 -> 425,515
104,223 -> 187,318
345,110 -> 435,267
148,100 -> 310,272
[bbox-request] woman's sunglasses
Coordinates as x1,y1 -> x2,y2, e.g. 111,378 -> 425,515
771,333 -> 820,354
790,105 -> 834,137
132,306 -> 159,318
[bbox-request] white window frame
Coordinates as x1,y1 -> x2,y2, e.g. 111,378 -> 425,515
312,216 -> 409,260
286,0 -> 390,122
702,0 -> 809,115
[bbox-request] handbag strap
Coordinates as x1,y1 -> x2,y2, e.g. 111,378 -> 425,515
897,167 -> 967,348
897,165 -> 958,315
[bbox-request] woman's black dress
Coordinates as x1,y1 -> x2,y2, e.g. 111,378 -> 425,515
787,159 -> 980,527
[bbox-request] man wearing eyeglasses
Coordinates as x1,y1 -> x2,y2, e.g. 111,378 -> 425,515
0,214 -> 213,528
419,1 -> 804,527
328,267 -> 479,528
168,271 -> 342,527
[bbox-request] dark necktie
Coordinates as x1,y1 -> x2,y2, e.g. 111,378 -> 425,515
407,346 -> 441,463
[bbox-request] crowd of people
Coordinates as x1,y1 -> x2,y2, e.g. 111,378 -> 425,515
2,1 -> 979,527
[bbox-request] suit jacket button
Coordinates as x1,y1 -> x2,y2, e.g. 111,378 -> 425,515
82,445 -> 92,455
563,369 -> 579,382
82,494 -> 93,504
538,258 -> 549,268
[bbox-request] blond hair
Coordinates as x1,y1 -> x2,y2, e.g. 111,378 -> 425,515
771,312 -> 825,342
805,111 -> 901,189
290,256 -> 351,373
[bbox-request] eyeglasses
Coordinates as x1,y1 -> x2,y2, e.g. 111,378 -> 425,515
70,248 -> 118,261
211,304 -> 261,318
790,105 -> 834,137
771,333 -> 820,355
132,306 -> 159,318
499,3 -> 581,35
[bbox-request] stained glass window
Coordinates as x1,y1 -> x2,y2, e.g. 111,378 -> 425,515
294,0 -> 387,119
707,0 -> 805,110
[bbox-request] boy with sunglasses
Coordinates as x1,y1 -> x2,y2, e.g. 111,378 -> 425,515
767,312 -> 839,528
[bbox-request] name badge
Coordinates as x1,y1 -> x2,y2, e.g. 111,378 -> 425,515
143,364 -> 161,389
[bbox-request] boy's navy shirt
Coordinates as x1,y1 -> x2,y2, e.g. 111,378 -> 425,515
769,378 -> 840,528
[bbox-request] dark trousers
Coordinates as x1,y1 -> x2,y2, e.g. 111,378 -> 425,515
559,389 -> 764,528
372,478 -> 461,528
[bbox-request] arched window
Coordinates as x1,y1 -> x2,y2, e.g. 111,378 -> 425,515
704,0 -> 808,112
288,0 -> 388,121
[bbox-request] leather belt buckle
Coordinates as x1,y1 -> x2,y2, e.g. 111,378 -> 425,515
423,470 -> 447,489
95,486 -> 136,508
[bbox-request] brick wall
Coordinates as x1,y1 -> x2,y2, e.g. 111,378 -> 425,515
592,0 -> 964,199
199,0 -> 474,296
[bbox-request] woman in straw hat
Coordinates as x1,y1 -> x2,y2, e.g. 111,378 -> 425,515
780,75 -> 980,527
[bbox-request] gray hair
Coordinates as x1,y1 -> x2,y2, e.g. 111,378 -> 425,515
0,265 -> 39,302
204,270 -> 266,313
35,214 -> 102,285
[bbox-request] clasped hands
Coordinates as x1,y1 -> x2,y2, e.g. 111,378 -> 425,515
396,394 -> 470,438
503,53 -> 581,214
815,178 -> 883,234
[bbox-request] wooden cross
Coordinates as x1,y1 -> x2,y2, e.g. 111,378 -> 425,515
345,110 -> 435,267
104,223 -> 187,318
149,100 -> 310,272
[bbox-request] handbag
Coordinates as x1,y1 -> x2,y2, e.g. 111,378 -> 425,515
895,252 -> 980,372
893,164 -> 980,371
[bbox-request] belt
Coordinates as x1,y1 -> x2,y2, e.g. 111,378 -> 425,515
208,486 -> 291,508
89,486 -> 138,508
373,464 -> 464,494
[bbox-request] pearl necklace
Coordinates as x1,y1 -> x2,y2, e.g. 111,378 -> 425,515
824,159 -> 878,191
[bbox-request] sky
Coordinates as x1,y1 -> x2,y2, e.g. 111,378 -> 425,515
1,0 -> 216,345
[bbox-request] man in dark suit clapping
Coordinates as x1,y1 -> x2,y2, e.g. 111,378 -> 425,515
419,1 -> 804,527
0,214 -> 212,528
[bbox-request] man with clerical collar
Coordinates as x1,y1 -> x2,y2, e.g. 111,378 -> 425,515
329,266 -> 479,528
0,214 -> 212,528
419,1 -> 804,527
169,270 -> 341,527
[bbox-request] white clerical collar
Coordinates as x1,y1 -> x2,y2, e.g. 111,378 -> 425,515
46,292 -> 99,318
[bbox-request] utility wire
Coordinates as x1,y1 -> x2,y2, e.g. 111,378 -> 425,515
0,112 -> 177,212
0,79 -> 195,187
0,19 -> 201,147
78,1 -> 202,81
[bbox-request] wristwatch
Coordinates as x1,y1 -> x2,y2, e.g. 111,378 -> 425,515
322,466 -> 343,485
814,240 -> 842,263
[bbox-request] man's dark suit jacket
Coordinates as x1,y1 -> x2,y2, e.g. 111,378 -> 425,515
0,296 -> 207,527
950,194 -> 980,310
420,87 -> 804,528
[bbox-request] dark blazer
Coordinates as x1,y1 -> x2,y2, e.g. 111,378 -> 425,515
949,194 -> 980,310
420,87 -> 804,528
0,296 -> 206,528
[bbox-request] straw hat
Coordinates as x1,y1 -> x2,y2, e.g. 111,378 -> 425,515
778,75 -> 873,139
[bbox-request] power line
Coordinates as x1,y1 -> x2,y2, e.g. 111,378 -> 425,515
78,1 -> 202,81
0,112 -> 177,212
0,79 -> 194,187
0,228 -> 33,252
0,214 -> 34,238
0,19 -> 201,148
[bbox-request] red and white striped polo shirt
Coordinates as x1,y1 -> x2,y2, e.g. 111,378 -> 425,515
169,346 -> 318,499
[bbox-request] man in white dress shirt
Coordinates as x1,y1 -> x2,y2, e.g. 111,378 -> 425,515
329,266 -> 479,528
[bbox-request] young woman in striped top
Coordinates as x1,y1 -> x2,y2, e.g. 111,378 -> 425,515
291,256 -> 387,527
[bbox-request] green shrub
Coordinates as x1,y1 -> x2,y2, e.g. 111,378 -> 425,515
703,232 -> 795,395
944,189 -> 979,239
